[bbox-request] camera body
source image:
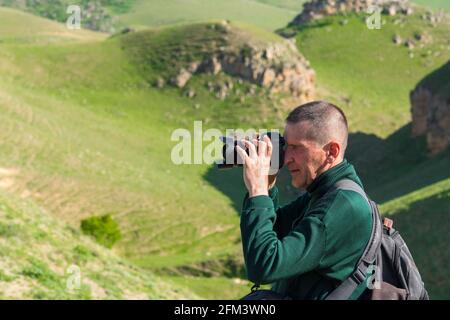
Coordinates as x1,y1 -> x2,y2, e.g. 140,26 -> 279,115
217,131 -> 285,174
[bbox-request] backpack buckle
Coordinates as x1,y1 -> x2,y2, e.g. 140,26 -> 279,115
351,267 -> 366,284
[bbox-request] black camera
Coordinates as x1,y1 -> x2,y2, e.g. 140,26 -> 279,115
217,131 -> 285,173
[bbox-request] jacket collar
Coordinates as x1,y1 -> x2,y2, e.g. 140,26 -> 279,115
306,159 -> 363,199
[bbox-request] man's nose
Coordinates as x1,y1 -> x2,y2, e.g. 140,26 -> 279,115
283,149 -> 292,166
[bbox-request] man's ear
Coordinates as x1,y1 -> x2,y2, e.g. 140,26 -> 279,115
325,141 -> 340,163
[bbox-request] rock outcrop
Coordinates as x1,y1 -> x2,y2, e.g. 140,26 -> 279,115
410,61 -> 450,155
166,22 -> 315,102
289,0 -> 414,26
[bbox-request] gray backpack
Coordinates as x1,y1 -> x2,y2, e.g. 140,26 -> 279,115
326,179 -> 429,300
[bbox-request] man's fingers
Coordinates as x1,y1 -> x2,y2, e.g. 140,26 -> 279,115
264,135 -> 273,157
242,139 -> 257,159
235,145 -> 248,164
258,139 -> 267,158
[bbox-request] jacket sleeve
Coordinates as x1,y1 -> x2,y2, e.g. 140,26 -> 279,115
242,186 -> 308,238
240,193 -> 326,285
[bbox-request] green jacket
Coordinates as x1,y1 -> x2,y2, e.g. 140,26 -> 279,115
240,159 -> 372,300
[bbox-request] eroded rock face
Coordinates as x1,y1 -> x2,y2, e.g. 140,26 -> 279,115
215,42 -> 315,101
169,36 -> 315,103
290,0 -> 413,26
410,61 -> 450,155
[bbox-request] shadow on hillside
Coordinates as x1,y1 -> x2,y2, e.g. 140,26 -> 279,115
346,124 -> 450,202
413,60 -> 450,99
276,20 -> 333,38
205,165 -> 245,214
387,191 -> 450,299
203,123 -> 450,213
204,164 -> 303,214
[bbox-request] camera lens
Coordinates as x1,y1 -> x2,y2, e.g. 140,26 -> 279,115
217,131 -> 285,172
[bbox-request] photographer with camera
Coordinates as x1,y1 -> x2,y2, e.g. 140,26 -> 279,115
235,101 -> 372,300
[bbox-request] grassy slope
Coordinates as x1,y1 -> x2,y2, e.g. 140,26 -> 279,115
380,178 -> 450,300
0,7 -> 203,300
0,17 -> 291,264
0,8 -> 265,299
254,0 -> 306,11
0,6 -> 105,43
0,189 -> 198,299
1,0 -> 447,36
413,0 -> 450,12
292,13 -> 449,138
116,0 -> 300,31
108,0 -> 450,33
0,40 -> 243,265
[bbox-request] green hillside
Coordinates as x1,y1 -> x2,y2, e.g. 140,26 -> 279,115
0,8 -> 256,299
1,0 -> 448,33
380,178 -> 450,300
413,0 -> 450,12
0,0 -> 303,31
0,0 -> 125,32
0,6 -> 105,43
116,0 -> 301,31
0,2 -> 449,300
0,32 -> 241,266
254,0 -> 306,11
0,190 -> 197,299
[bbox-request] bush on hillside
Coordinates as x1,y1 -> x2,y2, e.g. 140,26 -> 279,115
80,214 -> 122,248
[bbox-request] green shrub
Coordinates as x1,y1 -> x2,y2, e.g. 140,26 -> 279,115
80,214 -> 122,248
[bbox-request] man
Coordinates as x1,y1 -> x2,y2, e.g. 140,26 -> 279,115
236,101 -> 372,300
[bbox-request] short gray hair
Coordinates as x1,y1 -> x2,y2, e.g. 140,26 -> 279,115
286,100 -> 348,152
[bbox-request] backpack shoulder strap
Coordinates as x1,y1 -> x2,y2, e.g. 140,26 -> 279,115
332,179 -> 368,202
325,179 -> 382,300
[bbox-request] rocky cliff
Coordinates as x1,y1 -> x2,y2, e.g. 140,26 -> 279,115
410,61 -> 450,155
170,22 -> 316,102
122,21 -> 316,104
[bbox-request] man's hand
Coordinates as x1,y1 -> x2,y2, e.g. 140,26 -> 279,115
236,135 -> 274,198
